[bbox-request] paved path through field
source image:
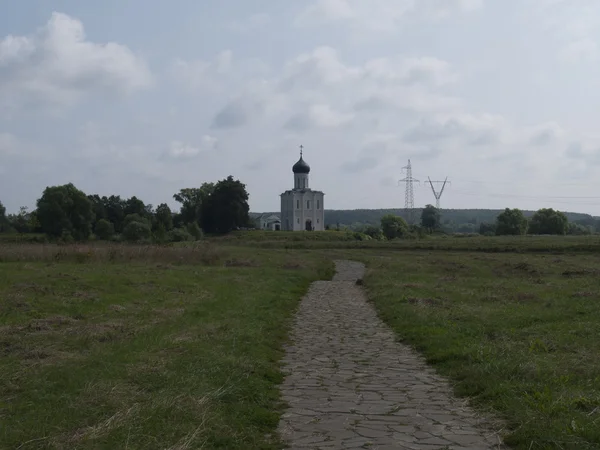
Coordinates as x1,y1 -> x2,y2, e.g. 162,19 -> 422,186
277,260 -> 506,449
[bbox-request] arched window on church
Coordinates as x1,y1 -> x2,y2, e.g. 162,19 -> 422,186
307,200 -> 310,209
296,200 -> 299,209
317,200 -> 320,209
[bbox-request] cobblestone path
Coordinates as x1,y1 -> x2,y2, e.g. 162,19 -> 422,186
277,260 -> 506,449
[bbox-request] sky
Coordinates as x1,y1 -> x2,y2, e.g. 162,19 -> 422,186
2,0 -> 600,215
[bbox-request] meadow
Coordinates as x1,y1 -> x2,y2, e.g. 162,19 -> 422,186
0,235 -> 599,449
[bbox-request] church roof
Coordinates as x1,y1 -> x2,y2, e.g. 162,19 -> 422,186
292,156 -> 310,174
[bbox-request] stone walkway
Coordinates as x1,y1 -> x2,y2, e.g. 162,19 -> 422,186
277,260 -> 506,449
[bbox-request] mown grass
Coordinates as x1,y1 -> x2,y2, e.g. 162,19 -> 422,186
0,244 -> 334,449
361,251 -> 600,450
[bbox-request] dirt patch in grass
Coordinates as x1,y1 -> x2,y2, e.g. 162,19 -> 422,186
224,258 -> 259,267
571,291 -> 597,298
282,262 -> 305,270
562,268 -> 600,277
406,297 -> 446,307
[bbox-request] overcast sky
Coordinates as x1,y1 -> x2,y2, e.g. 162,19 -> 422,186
2,0 -> 600,215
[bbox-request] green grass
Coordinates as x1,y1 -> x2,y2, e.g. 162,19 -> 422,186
237,233 -> 600,253
360,251 -> 600,450
0,245 -> 333,449
4,235 -> 600,449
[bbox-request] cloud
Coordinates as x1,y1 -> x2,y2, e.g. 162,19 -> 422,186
528,122 -> 565,146
403,113 -> 506,147
285,104 -> 353,131
340,156 -> 379,173
565,141 -> 600,165
211,96 -> 266,129
227,13 -> 271,32
524,0 -> 600,63
171,50 -> 233,91
295,0 -> 483,31
181,45 -> 462,132
558,38 -> 598,63
0,133 -> 19,156
0,12 -> 153,111
167,135 -> 218,159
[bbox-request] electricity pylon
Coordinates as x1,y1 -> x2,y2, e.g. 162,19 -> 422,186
427,177 -> 450,209
399,159 -> 420,224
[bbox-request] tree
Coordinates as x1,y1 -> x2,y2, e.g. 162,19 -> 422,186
87,194 -> 107,222
124,196 -> 148,218
95,219 -> 115,240
186,222 -> 203,240
173,183 -> 215,226
122,220 -> 151,242
123,213 -> 149,228
104,195 -> 127,232
568,222 -> 592,236
36,183 -> 95,240
380,214 -> 408,240
0,201 -> 9,232
201,177 -> 249,234
168,227 -> 194,242
479,222 -> 496,236
528,208 -> 568,235
154,203 -> 173,231
362,225 -> 384,240
420,204 -> 441,231
495,208 -> 528,236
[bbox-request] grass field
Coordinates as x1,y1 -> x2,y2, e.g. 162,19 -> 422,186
223,230 -> 600,253
361,251 -> 600,450
1,238 -> 600,449
0,244 -> 333,449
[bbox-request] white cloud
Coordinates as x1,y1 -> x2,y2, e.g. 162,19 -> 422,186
199,45 -> 462,132
285,104 -> 354,130
168,135 -> 218,159
295,0 -> 483,31
524,0 -> 600,63
558,38 -> 598,63
0,12 -> 153,111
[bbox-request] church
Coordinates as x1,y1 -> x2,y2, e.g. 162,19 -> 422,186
280,147 -> 325,231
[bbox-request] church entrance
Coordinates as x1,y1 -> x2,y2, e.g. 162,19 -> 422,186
305,219 -> 313,231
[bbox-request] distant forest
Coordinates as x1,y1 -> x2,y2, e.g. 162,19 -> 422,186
255,208 -> 599,233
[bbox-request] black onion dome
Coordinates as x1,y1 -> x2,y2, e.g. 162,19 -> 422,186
292,156 -> 310,174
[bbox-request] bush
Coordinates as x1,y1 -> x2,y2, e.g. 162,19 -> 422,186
94,219 -> 115,240
381,214 -> 409,240
186,222 -> 203,240
168,227 -> 194,242
122,221 -> 152,242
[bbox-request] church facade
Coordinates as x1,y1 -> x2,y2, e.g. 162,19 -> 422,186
280,148 -> 325,231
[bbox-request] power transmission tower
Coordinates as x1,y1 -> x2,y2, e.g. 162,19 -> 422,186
427,177 -> 450,209
398,159 -> 420,224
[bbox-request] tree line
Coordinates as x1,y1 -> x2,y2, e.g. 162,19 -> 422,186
317,207 -> 598,234
348,205 -> 585,240
0,176 -> 251,243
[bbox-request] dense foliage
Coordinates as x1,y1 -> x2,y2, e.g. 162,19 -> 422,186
0,176 -> 251,243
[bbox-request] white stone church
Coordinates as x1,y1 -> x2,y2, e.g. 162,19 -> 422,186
280,148 -> 325,231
